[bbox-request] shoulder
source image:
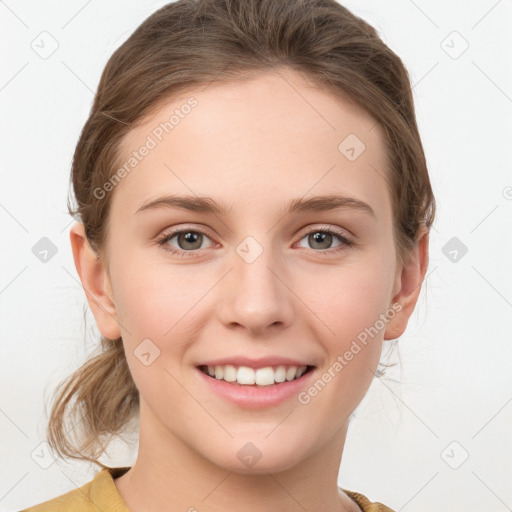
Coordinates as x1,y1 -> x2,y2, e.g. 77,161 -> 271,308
19,476 -> 97,512
341,488 -> 396,512
19,467 -> 131,512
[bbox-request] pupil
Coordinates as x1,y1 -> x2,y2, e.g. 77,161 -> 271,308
179,231 -> 202,250
310,232 -> 331,249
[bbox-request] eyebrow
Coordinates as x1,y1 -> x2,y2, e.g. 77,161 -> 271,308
135,193 -> 376,219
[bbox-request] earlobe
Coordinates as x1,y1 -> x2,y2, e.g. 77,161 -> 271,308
384,225 -> 430,340
69,222 -> 122,340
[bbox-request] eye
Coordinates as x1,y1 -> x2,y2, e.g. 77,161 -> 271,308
156,225 -> 354,258
295,226 -> 354,255
156,227 -> 215,257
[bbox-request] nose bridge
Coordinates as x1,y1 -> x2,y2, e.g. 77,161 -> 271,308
236,235 -> 278,294
219,233 -> 293,333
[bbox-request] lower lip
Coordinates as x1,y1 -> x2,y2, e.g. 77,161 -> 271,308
195,366 -> 316,409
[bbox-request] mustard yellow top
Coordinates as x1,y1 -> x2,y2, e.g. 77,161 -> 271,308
20,466 -> 395,512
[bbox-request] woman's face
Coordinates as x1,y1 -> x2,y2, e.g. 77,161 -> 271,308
80,68 -> 423,473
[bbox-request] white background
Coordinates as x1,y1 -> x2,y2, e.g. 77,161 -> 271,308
1,1 -> 511,511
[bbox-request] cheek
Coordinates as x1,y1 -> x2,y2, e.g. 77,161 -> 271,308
294,255 -> 394,399
298,256 -> 394,339
294,274 -> 387,416
111,255 -> 212,379
113,234 -> 395,345
111,249 -> 195,330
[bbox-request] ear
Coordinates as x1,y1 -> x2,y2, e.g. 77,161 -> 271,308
384,224 -> 430,340
69,221 -> 122,340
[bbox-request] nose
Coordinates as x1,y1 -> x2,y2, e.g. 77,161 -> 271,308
216,243 -> 295,337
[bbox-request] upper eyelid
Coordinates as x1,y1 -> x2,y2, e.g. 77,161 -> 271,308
160,225 -> 216,242
296,224 -> 351,237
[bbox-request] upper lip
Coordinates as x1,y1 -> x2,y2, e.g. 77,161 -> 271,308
197,356 -> 315,369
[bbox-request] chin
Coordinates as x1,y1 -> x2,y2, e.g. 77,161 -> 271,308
204,436 -> 310,474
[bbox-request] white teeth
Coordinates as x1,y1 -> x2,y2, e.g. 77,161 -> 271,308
223,364 -> 237,382
274,366 -> 286,383
201,364 -> 310,386
255,367 -> 274,385
296,366 -> 307,378
285,367 -> 297,381
237,366 -> 255,384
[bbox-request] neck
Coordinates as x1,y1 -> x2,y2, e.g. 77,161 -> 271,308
114,400 -> 359,512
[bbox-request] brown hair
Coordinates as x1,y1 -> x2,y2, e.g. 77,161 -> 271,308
47,0 -> 436,467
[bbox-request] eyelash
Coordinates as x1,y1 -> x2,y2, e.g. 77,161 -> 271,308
156,225 -> 354,258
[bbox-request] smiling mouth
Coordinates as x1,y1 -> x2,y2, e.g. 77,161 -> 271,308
197,364 -> 315,387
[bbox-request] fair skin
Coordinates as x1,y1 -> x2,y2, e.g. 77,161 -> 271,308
70,68 -> 428,512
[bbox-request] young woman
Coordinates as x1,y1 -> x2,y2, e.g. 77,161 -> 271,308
22,0 -> 435,511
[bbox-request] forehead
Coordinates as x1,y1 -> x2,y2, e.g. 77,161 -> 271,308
112,68 -> 391,222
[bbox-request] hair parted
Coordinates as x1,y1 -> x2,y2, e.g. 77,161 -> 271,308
47,0 -> 436,467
